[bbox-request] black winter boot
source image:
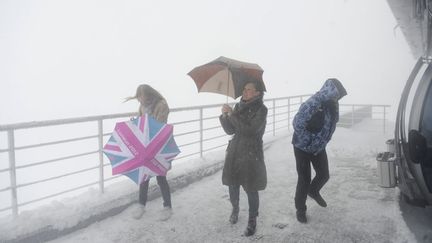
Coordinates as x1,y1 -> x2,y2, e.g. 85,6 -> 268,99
296,210 -> 307,223
229,206 -> 239,224
244,217 -> 256,236
308,192 -> 327,207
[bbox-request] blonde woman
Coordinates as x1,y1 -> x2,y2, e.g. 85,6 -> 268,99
126,84 -> 171,219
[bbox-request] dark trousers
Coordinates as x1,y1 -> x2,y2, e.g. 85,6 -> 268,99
139,176 -> 171,208
294,146 -> 329,212
229,185 -> 259,218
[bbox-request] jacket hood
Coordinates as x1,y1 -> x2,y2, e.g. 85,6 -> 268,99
318,78 -> 347,101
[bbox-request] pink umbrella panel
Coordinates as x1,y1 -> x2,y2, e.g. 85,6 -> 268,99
103,114 -> 180,185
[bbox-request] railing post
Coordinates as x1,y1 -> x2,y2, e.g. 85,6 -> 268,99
287,98 -> 291,131
199,108 -> 203,157
98,119 -> 104,193
383,106 -> 386,134
272,99 -> 276,136
351,105 -> 355,127
7,130 -> 18,217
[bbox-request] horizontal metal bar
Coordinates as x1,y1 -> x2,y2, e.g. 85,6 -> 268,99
264,129 -> 272,134
339,111 -> 377,114
174,129 -> 200,137
15,134 -> 99,151
17,165 -> 100,189
170,118 -> 201,126
103,174 -> 122,182
0,175 -> 112,212
202,115 -> 220,121
16,150 -> 99,169
273,104 -> 289,109
274,111 -> 289,117
202,134 -> 229,142
0,185 -> 11,193
178,140 -> 201,148
0,96 -> 313,131
264,94 -> 312,102
203,125 -> 222,131
274,118 -> 289,123
339,104 -> 390,107
274,126 -> 289,131
174,151 -> 201,160
0,205 -> 12,213
170,102 -> 235,113
202,143 -> 228,153
0,114 -> 134,131
0,167 -> 9,173
18,181 -> 100,207
289,102 -> 303,106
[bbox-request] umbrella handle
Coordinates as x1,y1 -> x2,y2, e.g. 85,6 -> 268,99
226,66 -> 230,104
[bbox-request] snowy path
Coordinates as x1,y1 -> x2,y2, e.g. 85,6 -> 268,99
48,125 -> 421,243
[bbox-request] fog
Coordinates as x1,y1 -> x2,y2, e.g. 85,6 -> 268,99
0,0 -> 415,124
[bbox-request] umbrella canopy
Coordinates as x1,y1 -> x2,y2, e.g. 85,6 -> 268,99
103,114 -> 180,185
187,56 -> 266,99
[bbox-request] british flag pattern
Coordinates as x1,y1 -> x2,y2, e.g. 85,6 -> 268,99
103,114 -> 180,185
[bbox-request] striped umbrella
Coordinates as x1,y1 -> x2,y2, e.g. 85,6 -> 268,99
187,56 -> 266,100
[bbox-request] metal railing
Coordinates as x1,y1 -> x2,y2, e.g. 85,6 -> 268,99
0,95 -> 389,217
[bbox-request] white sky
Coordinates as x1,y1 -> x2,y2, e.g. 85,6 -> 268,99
0,0 -> 415,124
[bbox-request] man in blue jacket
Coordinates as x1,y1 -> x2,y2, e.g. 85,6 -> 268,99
292,78 -> 347,223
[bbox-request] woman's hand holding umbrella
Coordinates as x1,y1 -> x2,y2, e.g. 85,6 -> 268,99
222,104 -> 233,116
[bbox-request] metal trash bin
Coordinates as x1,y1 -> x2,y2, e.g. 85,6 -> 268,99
386,139 -> 395,154
376,151 -> 396,188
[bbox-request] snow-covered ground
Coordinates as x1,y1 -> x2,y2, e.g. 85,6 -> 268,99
3,119 -> 432,242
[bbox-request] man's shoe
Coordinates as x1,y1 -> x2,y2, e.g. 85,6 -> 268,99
229,206 -> 239,224
296,210 -> 307,223
308,192 -> 327,207
244,217 -> 256,236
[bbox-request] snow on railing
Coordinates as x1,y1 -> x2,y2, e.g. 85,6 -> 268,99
0,95 -> 389,218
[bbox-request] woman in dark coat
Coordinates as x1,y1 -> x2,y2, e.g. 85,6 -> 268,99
219,81 -> 267,237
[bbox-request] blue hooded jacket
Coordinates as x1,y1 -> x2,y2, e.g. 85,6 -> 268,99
292,79 -> 346,154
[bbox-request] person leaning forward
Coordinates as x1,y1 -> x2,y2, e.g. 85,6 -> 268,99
219,81 -> 268,237
125,84 -> 172,220
291,78 -> 347,223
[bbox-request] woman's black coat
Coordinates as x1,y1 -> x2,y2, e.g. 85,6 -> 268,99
219,96 -> 267,191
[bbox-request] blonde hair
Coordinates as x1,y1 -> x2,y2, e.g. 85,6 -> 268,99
125,84 -> 164,106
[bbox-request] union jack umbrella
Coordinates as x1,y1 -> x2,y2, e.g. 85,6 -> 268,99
103,114 -> 180,185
